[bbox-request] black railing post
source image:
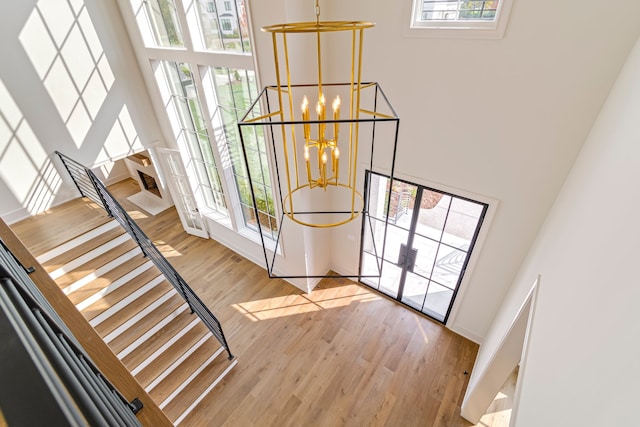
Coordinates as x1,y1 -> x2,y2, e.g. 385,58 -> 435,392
176,276 -> 195,313
86,172 -> 113,218
126,219 -> 147,258
55,151 -> 87,199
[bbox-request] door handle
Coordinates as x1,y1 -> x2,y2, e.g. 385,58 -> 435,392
398,244 -> 418,272
406,247 -> 418,272
398,243 -> 408,267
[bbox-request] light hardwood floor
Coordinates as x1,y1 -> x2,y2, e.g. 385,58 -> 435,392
12,179 -> 480,427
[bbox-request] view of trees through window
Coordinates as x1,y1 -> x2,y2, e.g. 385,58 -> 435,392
130,0 -> 277,239
209,67 -> 277,238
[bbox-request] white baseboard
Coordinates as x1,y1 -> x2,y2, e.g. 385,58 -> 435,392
449,324 -> 484,345
102,172 -> 131,186
2,189 -> 79,225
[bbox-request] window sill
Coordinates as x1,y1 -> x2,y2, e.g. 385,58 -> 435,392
403,24 -> 508,40
201,209 -> 282,256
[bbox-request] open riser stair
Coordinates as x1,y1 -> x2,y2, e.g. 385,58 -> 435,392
34,218 -> 237,424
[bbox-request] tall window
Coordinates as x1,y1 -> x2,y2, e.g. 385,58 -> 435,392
123,0 -> 277,239
156,61 -> 227,215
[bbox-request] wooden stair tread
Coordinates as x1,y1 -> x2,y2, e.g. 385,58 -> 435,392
13,203 -> 113,258
108,295 -> 186,354
120,309 -> 198,369
135,322 -> 211,388
64,254 -> 150,305
81,267 -> 161,321
92,280 -> 175,336
148,335 -> 221,402
54,240 -> 140,289
162,349 -> 236,423
42,226 -> 127,273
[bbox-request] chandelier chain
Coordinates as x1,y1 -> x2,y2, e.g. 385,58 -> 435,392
315,0 -> 320,24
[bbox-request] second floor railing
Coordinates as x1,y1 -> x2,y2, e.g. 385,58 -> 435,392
55,151 -> 233,360
0,240 -> 143,426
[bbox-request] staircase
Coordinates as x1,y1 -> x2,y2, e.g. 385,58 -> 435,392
34,216 -> 237,425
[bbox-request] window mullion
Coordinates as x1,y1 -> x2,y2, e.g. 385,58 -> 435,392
172,0 -> 194,51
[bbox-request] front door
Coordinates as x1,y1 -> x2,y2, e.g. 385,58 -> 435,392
360,172 -> 487,323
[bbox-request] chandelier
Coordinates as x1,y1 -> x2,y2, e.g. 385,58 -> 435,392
238,0 -> 399,279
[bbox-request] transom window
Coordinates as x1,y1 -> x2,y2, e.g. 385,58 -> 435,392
408,0 -> 513,38
419,0 -> 498,21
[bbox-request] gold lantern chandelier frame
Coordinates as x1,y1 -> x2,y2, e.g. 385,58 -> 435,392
238,1 -> 400,279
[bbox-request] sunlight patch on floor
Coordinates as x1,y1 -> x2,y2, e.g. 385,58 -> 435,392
233,288 -> 379,321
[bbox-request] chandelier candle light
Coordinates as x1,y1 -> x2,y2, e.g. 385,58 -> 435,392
302,93 -> 341,188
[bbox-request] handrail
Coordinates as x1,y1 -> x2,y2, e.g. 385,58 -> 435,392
55,151 -> 234,360
0,245 -> 142,426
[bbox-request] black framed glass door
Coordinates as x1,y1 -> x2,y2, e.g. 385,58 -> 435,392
360,172 -> 487,323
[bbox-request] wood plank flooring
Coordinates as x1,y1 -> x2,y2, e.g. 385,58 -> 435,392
12,178 -> 481,427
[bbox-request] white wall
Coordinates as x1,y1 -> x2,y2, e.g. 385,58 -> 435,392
0,0 -> 164,223
315,0 -> 640,340
4,0 -> 640,347
498,34 -> 640,426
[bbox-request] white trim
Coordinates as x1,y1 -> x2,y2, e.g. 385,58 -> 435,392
508,275 -> 541,426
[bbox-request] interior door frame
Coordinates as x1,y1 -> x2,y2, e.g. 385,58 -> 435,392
359,170 -> 489,324
156,148 -> 209,238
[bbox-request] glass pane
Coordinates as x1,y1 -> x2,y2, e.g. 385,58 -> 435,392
382,225 -> 409,264
441,198 -> 483,250
379,261 -> 403,298
362,216 -> 385,258
416,192 -> 450,241
431,245 -> 466,289
361,252 -> 382,286
388,180 -> 417,229
402,272 -> 428,311
194,0 -> 251,52
411,234 -> 438,278
144,0 -> 184,47
365,173 -> 388,221
419,0 -> 499,22
422,282 -> 453,322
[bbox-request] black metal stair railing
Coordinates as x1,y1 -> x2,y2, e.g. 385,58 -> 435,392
55,151 -> 233,360
0,241 -> 143,426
